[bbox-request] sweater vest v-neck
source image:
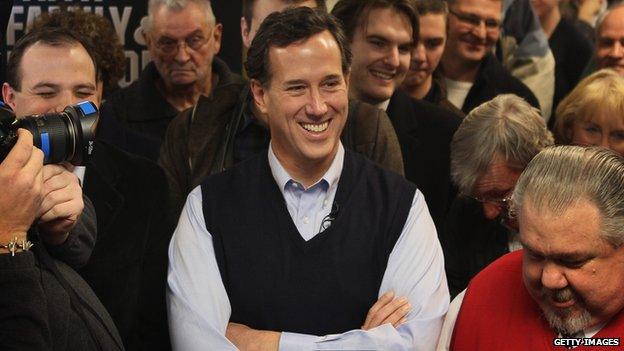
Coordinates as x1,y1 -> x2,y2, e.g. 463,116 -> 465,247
200,149 -> 416,335
451,250 -> 624,350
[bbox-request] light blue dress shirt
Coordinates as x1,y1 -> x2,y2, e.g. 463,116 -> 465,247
167,143 -> 450,350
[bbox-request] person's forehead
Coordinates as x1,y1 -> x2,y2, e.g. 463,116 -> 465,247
453,0 -> 502,17
474,155 -> 522,194
19,41 -> 96,85
358,7 -> 414,40
151,3 -> 211,35
599,9 -> 624,37
268,30 -> 343,80
419,14 -> 446,37
519,200 -> 604,253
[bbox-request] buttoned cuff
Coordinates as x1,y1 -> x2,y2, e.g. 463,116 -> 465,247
278,332 -> 318,351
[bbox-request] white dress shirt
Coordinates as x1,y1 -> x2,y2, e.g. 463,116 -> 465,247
167,143 -> 449,350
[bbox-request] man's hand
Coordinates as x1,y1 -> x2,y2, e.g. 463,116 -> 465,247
36,163 -> 83,245
362,290 -> 411,330
226,322 -> 280,351
0,129 -> 44,242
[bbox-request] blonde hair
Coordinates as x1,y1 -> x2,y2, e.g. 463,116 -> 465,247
554,69 -> 624,145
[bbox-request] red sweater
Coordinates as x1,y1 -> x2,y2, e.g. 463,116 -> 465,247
450,250 -> 624,350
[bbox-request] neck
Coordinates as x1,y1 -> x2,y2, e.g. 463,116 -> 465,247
440,54 -> 481,82
403,76 -> 433,100
539,8 -> 561,38
159,71 -> 216,111
273,145 -> 338,188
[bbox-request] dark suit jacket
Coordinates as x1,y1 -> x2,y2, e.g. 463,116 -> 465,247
79,142 -> 175,351
441,196 -> 510,298
387,90 -> 462,233
461,54 -> 541,114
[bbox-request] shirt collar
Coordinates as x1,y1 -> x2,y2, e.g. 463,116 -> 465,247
268,142 -> 344,195
376,99 -> 391,111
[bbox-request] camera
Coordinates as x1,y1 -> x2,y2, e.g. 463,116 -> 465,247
0,101 -> 98,166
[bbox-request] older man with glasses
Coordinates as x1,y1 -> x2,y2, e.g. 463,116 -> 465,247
99,0 -> 231,155
437,0 -> 541,115
441,94 -> 553,298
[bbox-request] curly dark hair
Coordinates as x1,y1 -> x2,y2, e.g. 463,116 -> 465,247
31,9 -> 126,96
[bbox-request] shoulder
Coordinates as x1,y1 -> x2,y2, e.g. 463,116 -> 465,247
92,141 -> 167,186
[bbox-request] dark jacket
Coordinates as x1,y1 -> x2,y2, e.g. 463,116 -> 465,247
425,74 -> 465,118
460,54 -> 541,114
0,239 -> 124,351
159,60 -> 405,216
441,196 -> 510,298
78,141 -> 175,351
387,90 -> 462,233
100,62 -> 179,143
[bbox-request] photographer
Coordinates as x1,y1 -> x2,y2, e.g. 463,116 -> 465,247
0,27 -> 126,350
3,24 -> 174,350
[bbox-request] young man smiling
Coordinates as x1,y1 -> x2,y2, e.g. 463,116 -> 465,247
332,0 -> 463,233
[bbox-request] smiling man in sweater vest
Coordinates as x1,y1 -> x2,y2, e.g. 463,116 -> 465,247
167,7 -> 448,351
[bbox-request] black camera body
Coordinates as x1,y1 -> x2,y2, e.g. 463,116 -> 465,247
0,101 -> 98,166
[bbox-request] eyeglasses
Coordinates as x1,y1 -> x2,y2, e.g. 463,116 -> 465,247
470,193 -> 513,207
448,9 -> 501,31
154,34 -> 209,56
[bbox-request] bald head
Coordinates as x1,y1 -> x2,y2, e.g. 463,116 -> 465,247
596,5 -> 624,75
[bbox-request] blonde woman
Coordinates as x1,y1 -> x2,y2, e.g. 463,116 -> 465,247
554,69 -> 624,155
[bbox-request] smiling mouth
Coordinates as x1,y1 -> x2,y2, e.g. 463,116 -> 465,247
300,121 -> 329,133
370,69 -> 396,80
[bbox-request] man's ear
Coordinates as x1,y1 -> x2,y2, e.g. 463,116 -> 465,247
2,83 -> 18,111
213,23 -> 223,55
240,17 -> 251,49
250,79 -> 269,115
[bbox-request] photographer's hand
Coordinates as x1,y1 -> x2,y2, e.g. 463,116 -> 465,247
36,164 -> 84,245
0,129 -> 44,247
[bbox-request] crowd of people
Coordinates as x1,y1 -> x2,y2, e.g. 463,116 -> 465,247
1,0 -> 624,350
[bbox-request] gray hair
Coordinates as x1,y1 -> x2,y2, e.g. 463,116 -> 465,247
511,146 -> 624,246
451,94 -> 553,195
596,2 -> 624,34
144,0 -> 216,33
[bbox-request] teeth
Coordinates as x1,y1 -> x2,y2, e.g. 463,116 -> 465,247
301,121 -> 329,133
371,70 -> 394,80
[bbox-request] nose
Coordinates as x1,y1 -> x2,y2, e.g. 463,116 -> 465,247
305,88 -> 328,117
174,42 -> 191,62
384,46 -> 401,68
482,202 -> 502,220
413,43 -> 426,64
472,21 -> 487,40
52,91 -> 74,113
541,262 -> 568,290
608,41 -> 624,59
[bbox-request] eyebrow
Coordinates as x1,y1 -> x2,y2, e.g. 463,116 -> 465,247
521,240 -> 593,261
159,29 -> 204,40
31,82 -> 60,90
367,34 -> 414,46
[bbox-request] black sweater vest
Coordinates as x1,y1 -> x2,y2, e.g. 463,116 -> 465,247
201,150 -> 416,335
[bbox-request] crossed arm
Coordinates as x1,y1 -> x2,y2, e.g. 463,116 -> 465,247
167,187 -> 449,350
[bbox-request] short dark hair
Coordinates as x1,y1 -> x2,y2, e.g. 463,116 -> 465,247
331,0 -> 420,43
242,0 -> 328,26
417,0 -> 448,17
7,27 -> 98,92
31,9 -> 125,96
245,6 -> 351,86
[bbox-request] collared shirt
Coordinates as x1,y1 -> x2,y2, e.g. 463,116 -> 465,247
167,142 -> 449,350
